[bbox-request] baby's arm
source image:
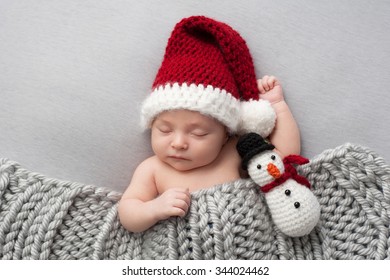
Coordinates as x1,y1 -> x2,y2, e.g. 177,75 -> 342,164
258,76 -> 301,157
118,157 -> 191,233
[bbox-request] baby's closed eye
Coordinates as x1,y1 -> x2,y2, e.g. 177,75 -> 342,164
158,126 -> 172,133
190,129 -> 209,137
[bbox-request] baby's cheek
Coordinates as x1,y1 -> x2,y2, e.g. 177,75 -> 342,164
194,143 -> 220,161
152,139 -> 169,156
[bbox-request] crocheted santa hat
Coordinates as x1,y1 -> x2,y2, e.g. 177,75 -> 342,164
141,16 -> 276,137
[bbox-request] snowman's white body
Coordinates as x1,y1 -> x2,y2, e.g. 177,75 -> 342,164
247,150 -> 321,237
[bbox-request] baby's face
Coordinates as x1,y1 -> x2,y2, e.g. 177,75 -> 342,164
151,110 -> 228,171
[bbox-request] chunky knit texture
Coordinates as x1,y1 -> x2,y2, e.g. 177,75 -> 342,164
152,16 -> 258,100
1,143 -> 390,259
141,16 -> 276,137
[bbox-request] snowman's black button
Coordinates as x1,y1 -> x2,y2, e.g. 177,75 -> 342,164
285,189 -> 291,196
294,202 -> 300,208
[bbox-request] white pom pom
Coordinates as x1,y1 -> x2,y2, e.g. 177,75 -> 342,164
239,100 -> 276,138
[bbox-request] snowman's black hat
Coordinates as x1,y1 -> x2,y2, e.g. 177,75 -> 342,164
236,132 -> 275,170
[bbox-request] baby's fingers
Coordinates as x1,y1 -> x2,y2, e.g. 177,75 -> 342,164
263,75 -> 277,90
266,76 -> 277,89
257,76 -> 267,94
169,199 -> 190,217
166,207 -> 187,218
258,75 -> 279,94
183,188 -> 191,204
174,189 -> 191,206
258,76 -> 271,92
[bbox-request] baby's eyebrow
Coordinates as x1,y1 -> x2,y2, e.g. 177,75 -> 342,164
187,122 -> 208,129
154,118 -> 171,125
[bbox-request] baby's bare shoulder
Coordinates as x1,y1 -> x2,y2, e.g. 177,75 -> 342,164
137,155 -> 161,170
135,156 -> 173,180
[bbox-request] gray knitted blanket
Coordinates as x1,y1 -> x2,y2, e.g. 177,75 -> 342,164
1,143 -> 389,260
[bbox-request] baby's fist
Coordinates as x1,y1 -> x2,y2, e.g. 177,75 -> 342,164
153,188 -> 191,221
258,75 -> 284,104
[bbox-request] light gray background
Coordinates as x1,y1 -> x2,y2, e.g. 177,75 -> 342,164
1,0 -> 389,193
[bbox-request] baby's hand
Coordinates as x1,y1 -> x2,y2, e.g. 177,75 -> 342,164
152,188 -> 191,221
257,75 -> 284,104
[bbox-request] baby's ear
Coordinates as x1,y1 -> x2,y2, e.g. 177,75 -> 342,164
224,131 -> 229,144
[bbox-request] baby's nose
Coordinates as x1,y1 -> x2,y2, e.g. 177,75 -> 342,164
171,134 -> 188,149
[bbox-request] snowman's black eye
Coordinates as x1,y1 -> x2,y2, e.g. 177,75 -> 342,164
257,164 -> 262,170
294,202 -> 301,208
271,155 -> 276,160
285,189 -> 291,196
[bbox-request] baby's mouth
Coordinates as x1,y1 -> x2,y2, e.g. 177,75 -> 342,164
168,155 -> 189,161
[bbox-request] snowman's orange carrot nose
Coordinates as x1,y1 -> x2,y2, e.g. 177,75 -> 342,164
267,163 -> 281,178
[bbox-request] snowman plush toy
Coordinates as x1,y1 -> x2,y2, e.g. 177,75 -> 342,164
236,132 -> 321,237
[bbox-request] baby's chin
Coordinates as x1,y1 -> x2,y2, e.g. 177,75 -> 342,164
163,157 -> 209,172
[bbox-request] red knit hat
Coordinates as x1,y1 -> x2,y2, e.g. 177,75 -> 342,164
141,16 -> 276,137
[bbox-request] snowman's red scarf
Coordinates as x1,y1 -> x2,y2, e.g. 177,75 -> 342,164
260,155 -> 311,193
